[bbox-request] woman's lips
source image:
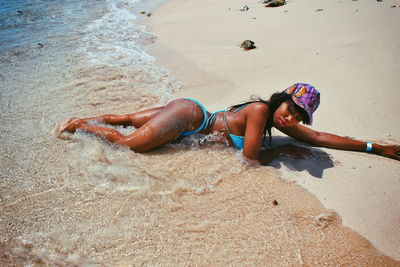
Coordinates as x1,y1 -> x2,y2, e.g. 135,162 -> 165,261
278,117 -> 286,127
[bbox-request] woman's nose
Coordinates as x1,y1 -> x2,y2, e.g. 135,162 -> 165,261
286,114 -> 294,122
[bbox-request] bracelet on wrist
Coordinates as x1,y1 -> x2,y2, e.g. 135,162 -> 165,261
366,141 -> 373,152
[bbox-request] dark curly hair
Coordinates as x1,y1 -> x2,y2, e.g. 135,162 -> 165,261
229,92 -> 309,144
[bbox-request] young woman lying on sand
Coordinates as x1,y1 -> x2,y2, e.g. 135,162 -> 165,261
59,83 -> 400,164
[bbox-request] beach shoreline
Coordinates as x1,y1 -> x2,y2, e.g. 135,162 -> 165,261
1,0 -> 399,265
146,0 -> 400,261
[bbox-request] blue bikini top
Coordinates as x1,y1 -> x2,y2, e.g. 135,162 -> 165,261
223,110 -> 245,150
208,105 -> 247,150
182,99 -> 247,150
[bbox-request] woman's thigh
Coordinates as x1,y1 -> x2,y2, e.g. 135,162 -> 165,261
117,99 -> 205,152
124,106 -> 164,127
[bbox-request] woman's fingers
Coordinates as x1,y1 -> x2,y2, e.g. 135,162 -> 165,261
395,145 -> 400,156
382,145 -> 400,161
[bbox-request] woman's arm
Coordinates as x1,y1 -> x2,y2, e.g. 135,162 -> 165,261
242,103 -> 269,161
278,124 -> 400,160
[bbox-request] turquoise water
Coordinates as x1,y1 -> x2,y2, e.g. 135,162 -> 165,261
0,0 -> 106,51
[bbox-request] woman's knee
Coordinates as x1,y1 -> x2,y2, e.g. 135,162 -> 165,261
115,137 -> 152,153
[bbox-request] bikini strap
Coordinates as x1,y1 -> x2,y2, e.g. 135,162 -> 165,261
205,110 -> 225,128
223,111 -> 232,135
231,103 -> 248,113
224,104 -> 248,133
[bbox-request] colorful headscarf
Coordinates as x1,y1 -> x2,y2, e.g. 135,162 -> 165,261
284,83 -> 320,125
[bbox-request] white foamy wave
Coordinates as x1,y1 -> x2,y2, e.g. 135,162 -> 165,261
81,0 -> 156,68
68,0 -> 180,107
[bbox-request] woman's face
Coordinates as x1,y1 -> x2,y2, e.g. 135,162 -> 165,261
273,100 -> 304,128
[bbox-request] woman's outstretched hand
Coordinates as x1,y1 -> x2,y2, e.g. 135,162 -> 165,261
375,145 -> 400,161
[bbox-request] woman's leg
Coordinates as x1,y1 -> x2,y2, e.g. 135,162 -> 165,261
62,99 -> 205,152
75,107 -> 164,128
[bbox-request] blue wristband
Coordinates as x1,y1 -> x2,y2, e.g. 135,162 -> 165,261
366,142 -> 373,152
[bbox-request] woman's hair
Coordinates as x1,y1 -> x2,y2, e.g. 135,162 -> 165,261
229,92 -> 309,144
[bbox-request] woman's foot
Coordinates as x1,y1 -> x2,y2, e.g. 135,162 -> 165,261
57,117 -> 80,138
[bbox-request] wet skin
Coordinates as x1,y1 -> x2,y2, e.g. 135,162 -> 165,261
60,99 -> 400,163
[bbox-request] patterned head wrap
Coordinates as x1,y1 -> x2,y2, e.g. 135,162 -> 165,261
284,83 -> 320,125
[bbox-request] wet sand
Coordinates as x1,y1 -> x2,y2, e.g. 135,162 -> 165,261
2,152 -> 399,265
1,0 -> 400,265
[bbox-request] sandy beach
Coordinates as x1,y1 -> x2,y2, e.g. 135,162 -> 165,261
1,0 -> 399,265
147,0 -> 400,261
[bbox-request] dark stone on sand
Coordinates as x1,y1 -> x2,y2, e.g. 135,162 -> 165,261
240,40 -> 256,50
391,5 -> 396,7
316,8 -> 323,11
17,11 -> 23,15
37,43 -> 43,48
147,13 -> 152,17
265,0 -> 286,8
377,0 -> 382,2
273,200 -> 278,206
140,11 -> 146,14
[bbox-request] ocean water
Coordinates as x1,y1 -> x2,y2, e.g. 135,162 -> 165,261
0,0 -> 397,266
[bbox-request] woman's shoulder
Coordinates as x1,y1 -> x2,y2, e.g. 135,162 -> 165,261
238,102 -> 269,122
246,101 -> 269,113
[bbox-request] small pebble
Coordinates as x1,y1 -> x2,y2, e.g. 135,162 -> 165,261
265,0 -> 285,7
273,200 -> 278,206
240,40 -> 256,50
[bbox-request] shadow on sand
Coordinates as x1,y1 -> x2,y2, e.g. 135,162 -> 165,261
267,136 -> 335,179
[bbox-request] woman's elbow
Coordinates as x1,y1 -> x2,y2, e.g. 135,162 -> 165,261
242,150 -> 261,163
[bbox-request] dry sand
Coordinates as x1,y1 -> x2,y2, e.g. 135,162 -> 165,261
2,0 -> 400,265
146,0 -> 400,261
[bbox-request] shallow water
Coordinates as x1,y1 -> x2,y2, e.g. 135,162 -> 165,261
0,0 -> 399,266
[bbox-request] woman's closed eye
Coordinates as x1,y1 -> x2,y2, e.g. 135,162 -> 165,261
288,106 -> 302,121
